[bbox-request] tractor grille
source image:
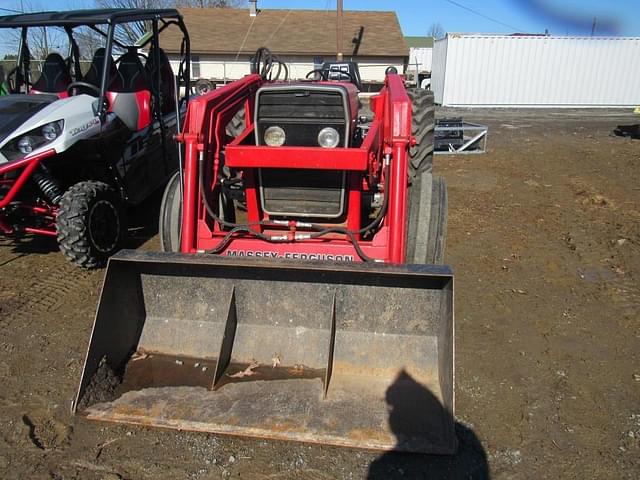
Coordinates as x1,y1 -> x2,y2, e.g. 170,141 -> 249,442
259,169 -> 345,218
255,85 -> 350,219
255,88 -> 348,148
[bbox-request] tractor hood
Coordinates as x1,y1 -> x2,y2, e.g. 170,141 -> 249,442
0,94 -> 58,145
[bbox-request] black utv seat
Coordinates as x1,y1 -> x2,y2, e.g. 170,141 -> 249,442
31,53 -> 72,95
145,47 -> 175,114
82,48 -> 117,93
107,50 -> 151,131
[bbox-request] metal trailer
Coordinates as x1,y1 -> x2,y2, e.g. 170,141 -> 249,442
432,33 -> 640,107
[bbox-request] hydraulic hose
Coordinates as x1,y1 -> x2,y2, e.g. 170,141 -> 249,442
199,141 -> 392,261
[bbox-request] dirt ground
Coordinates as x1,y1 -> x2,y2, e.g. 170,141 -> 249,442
1,108 -> 639,479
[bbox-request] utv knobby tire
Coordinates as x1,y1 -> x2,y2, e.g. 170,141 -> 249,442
407,88 -> 435,175
56,181 -> 125,268
405,172 -> 448,265
159,171 -> 182,252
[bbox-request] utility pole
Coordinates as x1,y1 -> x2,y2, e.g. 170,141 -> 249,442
336,0 -> 343,61
591,17 -> 597,36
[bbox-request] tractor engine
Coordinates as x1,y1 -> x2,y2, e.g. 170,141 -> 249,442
253,83 -> 360,220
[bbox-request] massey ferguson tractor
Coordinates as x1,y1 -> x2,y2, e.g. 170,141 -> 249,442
75,49 -> 456,454
0,9 -> 190,267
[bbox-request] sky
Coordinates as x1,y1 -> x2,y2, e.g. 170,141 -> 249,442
0,0 -> 639,37
258,0 -> 640,37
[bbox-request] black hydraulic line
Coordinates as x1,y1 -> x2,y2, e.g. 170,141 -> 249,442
199,150 -> 392,261
250,47 -> 288,81
198,153 -> 268,233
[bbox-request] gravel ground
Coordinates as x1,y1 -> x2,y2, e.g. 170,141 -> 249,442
0,108 -> 639,479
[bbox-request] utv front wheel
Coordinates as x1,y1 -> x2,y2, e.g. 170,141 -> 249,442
56,181 -> 125,268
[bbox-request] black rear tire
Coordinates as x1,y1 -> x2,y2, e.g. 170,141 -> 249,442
56,181 -> 126,268
405,172 -> 448,265
159,171 -> 182,252
407,88 -> 435,175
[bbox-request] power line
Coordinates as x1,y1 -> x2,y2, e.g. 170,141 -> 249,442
443,0 -> 525,33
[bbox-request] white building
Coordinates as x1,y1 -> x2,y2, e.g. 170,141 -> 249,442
405,36 -> 433,89
432,33 -> 640,107
161,8 -> 409,89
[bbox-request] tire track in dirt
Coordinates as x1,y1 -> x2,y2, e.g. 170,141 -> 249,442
0,249 -> 97,322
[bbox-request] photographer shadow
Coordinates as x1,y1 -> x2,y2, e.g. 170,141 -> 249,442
367,370 -> 489,479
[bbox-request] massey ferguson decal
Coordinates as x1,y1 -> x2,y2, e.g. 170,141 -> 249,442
225,250 -> 354,261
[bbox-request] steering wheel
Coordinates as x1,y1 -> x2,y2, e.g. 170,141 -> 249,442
305,69 -> 323,79
306,68 -> 356,85
67,81 -> 101,96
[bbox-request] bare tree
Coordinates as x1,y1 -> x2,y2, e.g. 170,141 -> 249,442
0,1 -> 68,70
428,22 -> 446,40
173,0 -> 246,7
94,0 -> 170,46
95,0 -> 246,46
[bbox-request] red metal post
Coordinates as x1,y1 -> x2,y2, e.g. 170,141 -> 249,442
180,133 -> 199,253
382,75 -> 412,264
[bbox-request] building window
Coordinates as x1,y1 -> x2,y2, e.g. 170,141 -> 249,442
192,55 -> 200,78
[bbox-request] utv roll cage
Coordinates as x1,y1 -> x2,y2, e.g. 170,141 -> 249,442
0,8 -> 191,118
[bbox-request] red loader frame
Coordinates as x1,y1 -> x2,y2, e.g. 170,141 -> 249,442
176,73 -> 413,263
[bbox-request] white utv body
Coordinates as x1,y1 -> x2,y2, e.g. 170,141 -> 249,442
0,8 -> 191,267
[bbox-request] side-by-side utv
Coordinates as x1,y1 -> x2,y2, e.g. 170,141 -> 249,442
0,9 -> 190,267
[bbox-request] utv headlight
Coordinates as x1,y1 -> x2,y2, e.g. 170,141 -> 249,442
42,121 -> 62,141
18,136 -> 36,154
2,120 -> 64,161
264,126 -> 286,146
318,127 -> 339,148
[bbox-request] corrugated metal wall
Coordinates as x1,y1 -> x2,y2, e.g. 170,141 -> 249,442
432,34 -> 640,107
431,38 -> 447,105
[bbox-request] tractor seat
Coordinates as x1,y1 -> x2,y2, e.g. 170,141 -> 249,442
82,48 -> 117,92
31,53 -> 72,95
107,51 -> 151,131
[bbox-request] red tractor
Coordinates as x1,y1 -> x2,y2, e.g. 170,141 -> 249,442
76,50 -> 455,454
159,51 -> 445,265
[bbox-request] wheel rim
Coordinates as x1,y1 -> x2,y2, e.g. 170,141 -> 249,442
88,200 -> 120,253
197,82 -> 211,94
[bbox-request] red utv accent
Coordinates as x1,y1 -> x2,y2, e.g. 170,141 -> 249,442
106,50 -> 152,131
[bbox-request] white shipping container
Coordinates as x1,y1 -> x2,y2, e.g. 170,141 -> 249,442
432,34 -> 640,107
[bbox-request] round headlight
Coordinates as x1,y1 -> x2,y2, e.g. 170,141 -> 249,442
17,136 -> 35,154
318,127 -> 340,148
42,122 -> 61,141
264,126 -> 286,146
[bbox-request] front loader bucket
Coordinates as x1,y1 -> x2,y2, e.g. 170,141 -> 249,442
75,250 -> 455,453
